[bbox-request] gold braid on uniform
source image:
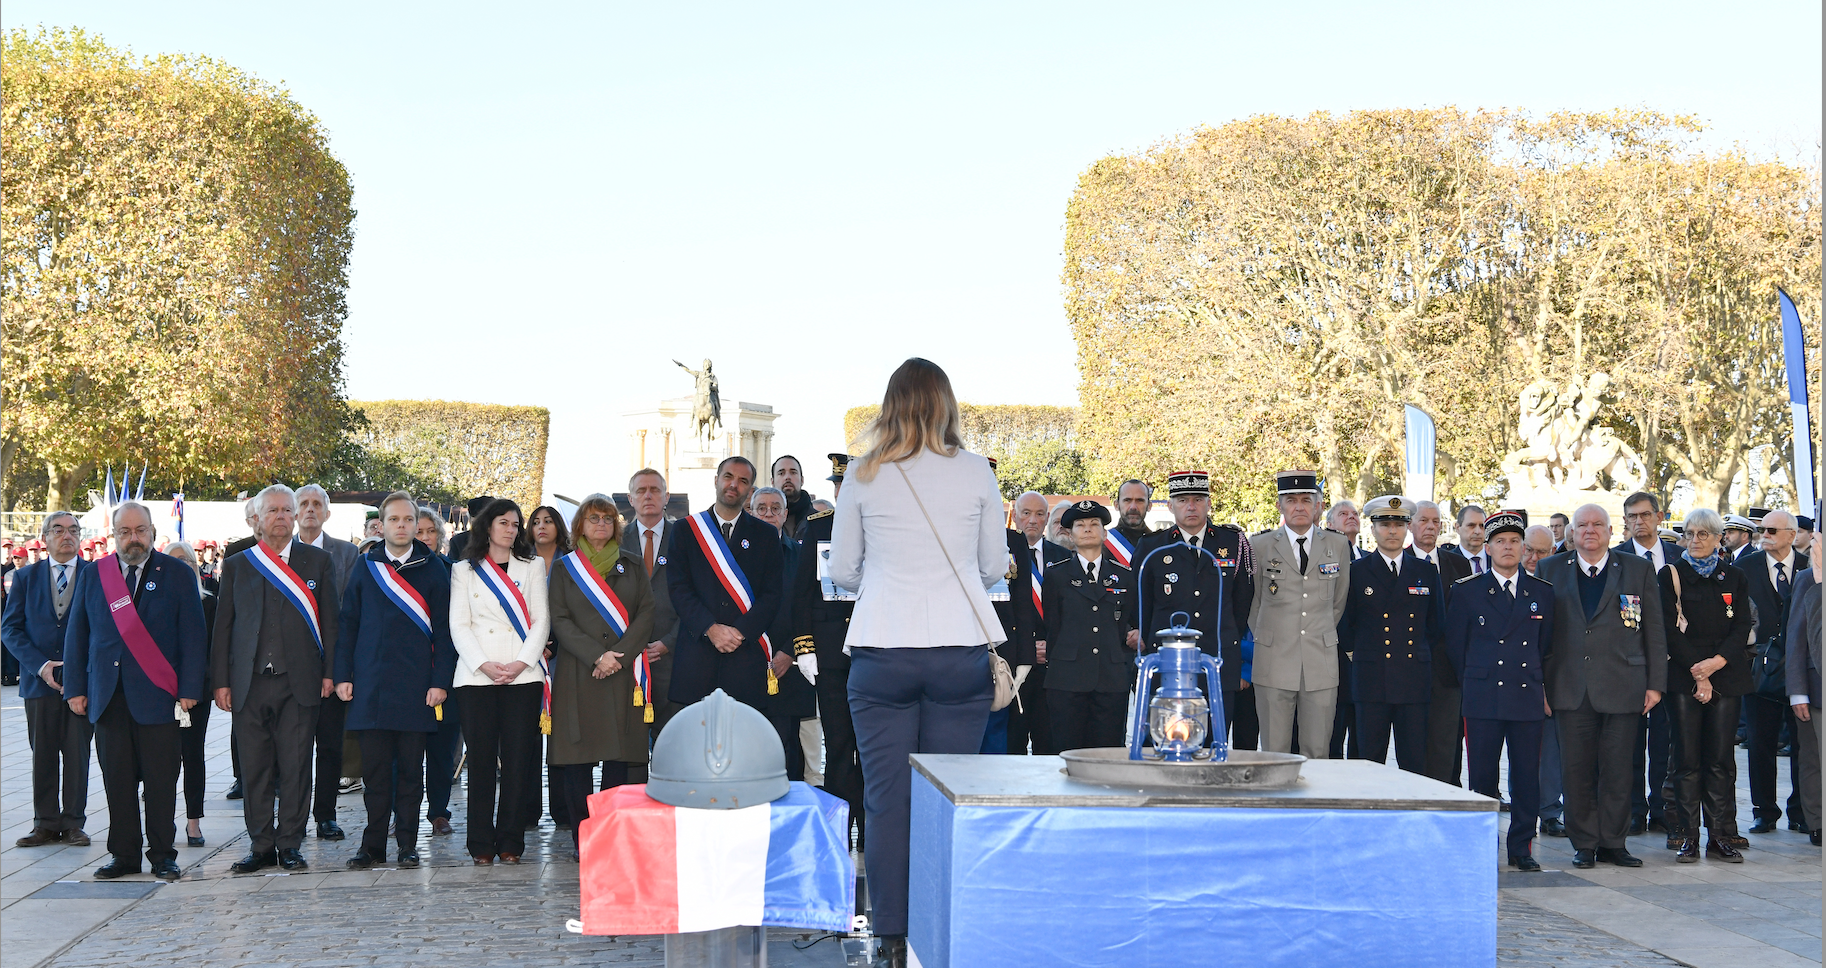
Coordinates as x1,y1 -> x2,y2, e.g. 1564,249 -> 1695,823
793,634 -> 817,656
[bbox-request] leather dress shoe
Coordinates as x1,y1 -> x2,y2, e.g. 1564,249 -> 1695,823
1665,828 -> 1686,850
14,827 -> 61,848
1706,840 -> 1745,863
1498,801 -> 1510,813
95,856 -> 142,879
346,850 -> 381,870
1627,818 -> 1647,836
1675,837 -> 1701,863
1572,848 -> 1596,869
1540,818 -> 1566,837
1812,831 -> 1822,847
64,829 -> 91,847
230,851 -> 278,874
1749,818 -> 1777,834
1508,854 -> 1542,872
498,853 -> 522,865
317,821 -> 345,841
1789,818 -> 1810,833
152,859 -> 182,881
473,854 -> 494,865
278,848 -> 308,871
1597,847 -> 1643,867
225,779 -> 244,800
397,851 -> 420,869
432,817 -> 454,836
1722,833 -> 1750,849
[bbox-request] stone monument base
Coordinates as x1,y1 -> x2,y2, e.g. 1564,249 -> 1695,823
1503,486 -> 1628,532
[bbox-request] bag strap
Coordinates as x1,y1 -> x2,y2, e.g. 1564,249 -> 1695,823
1669,564 -> 1687,633
894,462 -> 996,646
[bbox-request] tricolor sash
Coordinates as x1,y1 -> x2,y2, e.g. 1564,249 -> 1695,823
474,558 -> 531,640
95,554 -> 179,698
1103,530 -> 1135,569
245,541 -> 322,653
1029,556 -> 1045,620
368,559 -> 432,638
632,651 -> 653,723
684,511 -> 778,694
559,551 -> 632,638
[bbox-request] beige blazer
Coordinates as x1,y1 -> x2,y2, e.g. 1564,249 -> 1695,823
1247,526 -> 1352,691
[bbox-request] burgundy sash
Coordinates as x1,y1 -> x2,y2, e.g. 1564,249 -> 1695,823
96,554 -> 179,698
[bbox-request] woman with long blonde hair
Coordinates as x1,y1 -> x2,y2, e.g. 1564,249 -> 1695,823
828,358 -> 1005,965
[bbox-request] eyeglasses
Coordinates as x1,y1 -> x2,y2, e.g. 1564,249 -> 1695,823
1685,529 -> 1717,538
45,525 -> 80,536
1759,527 -> 1794,535
582,514 -> 616,526
113,526 -> 152,540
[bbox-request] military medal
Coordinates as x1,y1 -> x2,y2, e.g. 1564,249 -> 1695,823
1620,594 -> 1641,629
1268,581 -> 1279,595
1722,592 -> 1734,619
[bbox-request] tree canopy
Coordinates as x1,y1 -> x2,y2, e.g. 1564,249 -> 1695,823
1064,108 -> 1820,522
843,402 -> 1088,497
339,400 -> 550,511
1,28 -> 355,509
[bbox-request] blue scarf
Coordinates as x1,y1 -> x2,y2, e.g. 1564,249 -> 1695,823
1683,549 -> 1722,579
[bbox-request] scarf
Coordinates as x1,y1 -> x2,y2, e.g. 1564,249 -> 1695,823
574,534 -> 622,578
1683,549 -> 1722,579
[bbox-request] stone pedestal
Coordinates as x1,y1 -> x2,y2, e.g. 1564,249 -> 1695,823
624,396 -> 779,511
1503,485 -> 1628,534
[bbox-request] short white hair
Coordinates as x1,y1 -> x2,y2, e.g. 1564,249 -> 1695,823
243,497 -> 260,525
1522,525 -> 1555,547
296,483 -> 330,505
255,483 -> 297,515
1415,500 -> 1440,517
1683,508 -> 1723,535
1572,503 -> 1610,527
1325,501 -> 1359,525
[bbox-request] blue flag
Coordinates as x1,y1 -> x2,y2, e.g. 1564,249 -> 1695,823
1779,288 -> 1815,512
103,466 -> 116,506
1404,404 -> 1436,503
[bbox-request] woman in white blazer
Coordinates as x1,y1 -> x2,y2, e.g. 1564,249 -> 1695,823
828,358 -> 1004,958
448,499 -> 550,865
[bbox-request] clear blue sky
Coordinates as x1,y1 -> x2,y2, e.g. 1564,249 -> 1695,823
6,1 -> 1820,501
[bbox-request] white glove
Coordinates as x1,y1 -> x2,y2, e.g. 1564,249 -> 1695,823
797,653 -> 819,685
1013,664 -> 1032,692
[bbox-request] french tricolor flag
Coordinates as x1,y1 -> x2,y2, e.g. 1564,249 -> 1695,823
577,783 -> 854,936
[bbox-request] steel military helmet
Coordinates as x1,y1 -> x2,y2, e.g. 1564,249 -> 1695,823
647,688 -> 789,809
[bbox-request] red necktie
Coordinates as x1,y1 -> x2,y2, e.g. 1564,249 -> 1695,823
644,529 -> 656,576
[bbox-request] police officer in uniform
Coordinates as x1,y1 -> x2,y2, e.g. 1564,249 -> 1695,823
1339,496 -> 1442,773
1131,471 -> 1254,738
791,454 -> 863,836
1043,501 -> 1136,750
1444,509 -> 1554,871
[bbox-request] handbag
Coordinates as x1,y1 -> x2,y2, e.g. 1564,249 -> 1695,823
895,462 -> 1016,712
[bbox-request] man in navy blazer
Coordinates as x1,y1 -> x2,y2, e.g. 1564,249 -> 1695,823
1613,491 -> 1683,834
2,512 -> 94,848
63,502 -> 207,880
667,456 -> 786,709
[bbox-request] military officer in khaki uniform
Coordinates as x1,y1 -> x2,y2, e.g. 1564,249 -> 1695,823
1249,470 -> 1352,756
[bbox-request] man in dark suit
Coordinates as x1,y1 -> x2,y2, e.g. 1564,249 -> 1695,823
1614,491 -> 1684,835
212,484 -> 341,873
792,455 -> 865,826
443,496 -> 496,561
1536,503 -> 1667,869
64,502 -> 207,880
666,456 -> 785,709
1008,490 -> 1072,754
1735,508 -> 1810,834
296,483 -> 363,838
1784,514 -> 1822,845
1131,471 -> 1253,743
2,512 -> 94,848
626,469 -> 683,733
1410,500 -> 1472,785
1444,509 -> 1554,871
1340,497 -> 1442,773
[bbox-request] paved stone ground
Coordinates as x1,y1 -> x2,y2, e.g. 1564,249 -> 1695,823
3,684 -> 1819,967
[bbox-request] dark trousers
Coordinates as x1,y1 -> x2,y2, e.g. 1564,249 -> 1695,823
24,694 -> 92,831
1744,693 -> 1800,822
849,646 -> 993,936
519,719 -> 546,827
95,692 -> 181,865
1467,717 -> 1542,857
1668,692 -> 1741,837
816,664 -> 864,829
1046,689 -> 1127,751
454,682 -> 541,858
1230,686 -> 1260,750
237,673 -> 318,852
768,707 -> 807,781
179,697 -> 212,820
1630,702 -> 1671,824
555,760 -> 639,847
1357,701 -> 1428,773
1557,700 -> 1637,850
311,694 -> 348,822
1425,684 -> 1464,785
359,729 -> 427,856
980,706 -> 1009,753
1539,713 -> 1564,822
230,727 -> 240,781
424,690 -> 463,821
1330,697 -> 1359,759
1007,664 -> 1054,754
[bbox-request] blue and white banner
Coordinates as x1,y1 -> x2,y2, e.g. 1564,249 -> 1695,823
1779,288 -> 1815,513
1404,404 -> 1436,504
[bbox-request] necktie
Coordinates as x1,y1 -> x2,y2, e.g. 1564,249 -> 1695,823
1776,562 -> 1790,597
644,529 -> 656,576
125,564 -> 139,603
1472,555 -> 1485,575
720,520 -> 733,542
1086,561 -> 1096,585
1296,536 -> 1309,574
55,563 -> 68,597
1589,565 -> 1600,579
1503,578 -> 1513,599
1388,558 -> 1398,578
1187,533 -> 1200,550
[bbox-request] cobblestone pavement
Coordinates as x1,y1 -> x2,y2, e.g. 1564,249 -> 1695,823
4,684 -> 1819,967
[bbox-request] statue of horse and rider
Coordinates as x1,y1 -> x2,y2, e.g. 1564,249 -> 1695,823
673,358 -> 722,445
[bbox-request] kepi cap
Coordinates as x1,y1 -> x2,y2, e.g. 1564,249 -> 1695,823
1166,470 -> 1209,497
1365,495 -> 1414,522
1484,509 -> 1527,539
1274,469 -> 1320,495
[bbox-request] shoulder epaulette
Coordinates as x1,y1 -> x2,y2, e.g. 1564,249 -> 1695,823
808,508 -> 834,521
1216,523 -> 1244,532
1454,573 -> 1480,584
1526,573 -> 1554,587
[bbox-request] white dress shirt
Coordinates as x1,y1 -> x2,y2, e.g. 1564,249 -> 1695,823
1768,549 -> 1798,588
1576,551 -> 1610,577
1631,539 -> 1666,571
638,518 -> 667,563
1378,551 -> 1402,577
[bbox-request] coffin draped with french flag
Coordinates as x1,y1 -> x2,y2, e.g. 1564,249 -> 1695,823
578,782 -> 853,935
